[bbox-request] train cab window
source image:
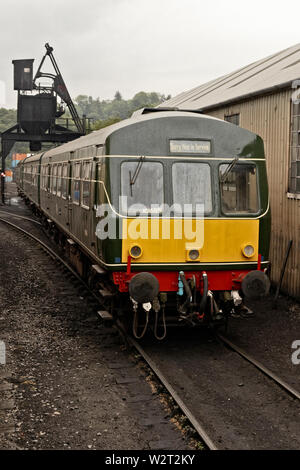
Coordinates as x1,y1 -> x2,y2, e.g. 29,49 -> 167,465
172,163 -> 212,215
52,165 -> 57,194
72,162 -> 81,204
62,164 -> 68,199
82,161 -> 91,209
121,161 -> 164,214
219,163 -> 259,214
57,165 -> 62,197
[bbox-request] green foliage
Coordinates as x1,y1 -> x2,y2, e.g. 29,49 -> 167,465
0,108 -> 17,133
74,91 -> 171,128
92,117 -> 121,131
0,108 -> 29,168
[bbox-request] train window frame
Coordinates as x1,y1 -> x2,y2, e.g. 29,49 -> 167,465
57,164 -> 62,197
52,164 -> 57,195
171,161 -> 214,216
81,161 -> 92,210
42,165 -> 47,190
41,166 -> 45,189
61,164 -> 68,200
72,162 -> 81,205
218,161 -> 261,217
47,165 -> 51,192
120,159 -> 165,216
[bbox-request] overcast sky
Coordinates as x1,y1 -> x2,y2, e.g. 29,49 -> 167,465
0,0 -> 299,108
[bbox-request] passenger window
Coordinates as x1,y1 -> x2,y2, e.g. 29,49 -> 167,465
42,166 -> 47,190
52,165 -> 57,194
62,164 -> 68,199
72,162 -> 81,204
47,165 -> 51,192
57,165 -> 62,197
82,161 -> 91,208
41,167 -> 44,189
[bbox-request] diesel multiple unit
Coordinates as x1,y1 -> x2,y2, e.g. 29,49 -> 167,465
15,109 -> 271,339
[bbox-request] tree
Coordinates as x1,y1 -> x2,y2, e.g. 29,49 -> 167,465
73,91 -> 171,125
114,91 -> 122,101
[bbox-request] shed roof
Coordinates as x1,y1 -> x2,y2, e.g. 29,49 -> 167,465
159,43 -> 300,111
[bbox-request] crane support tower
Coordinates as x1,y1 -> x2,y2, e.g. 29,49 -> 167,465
0,43 -> 87,203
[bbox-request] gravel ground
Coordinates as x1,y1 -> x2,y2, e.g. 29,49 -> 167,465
142,327 -> 300,449
0,195 -> 190,450
227,296 -> 300,388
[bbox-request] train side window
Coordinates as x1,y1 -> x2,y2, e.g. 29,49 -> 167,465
52,165 -> 57,194
62,164 -> 68,199
219,163 -> 259,214
47,165 -> 51,192
41,166 -> 44,189
42,166 -> 47,190
72,162 -> 81,204
57,165 -> 62,197
81,161 -> 91,209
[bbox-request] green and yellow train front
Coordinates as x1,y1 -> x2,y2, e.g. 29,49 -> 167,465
96,112 -> 271,320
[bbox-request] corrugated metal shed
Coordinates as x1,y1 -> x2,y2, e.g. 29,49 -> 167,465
161,43 -> 300,110
161,43 -> 300,297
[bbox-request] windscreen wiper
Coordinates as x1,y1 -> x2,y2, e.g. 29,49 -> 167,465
129,156 -> 145,196
220,156 -> 239,183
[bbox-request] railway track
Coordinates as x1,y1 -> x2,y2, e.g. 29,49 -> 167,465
132,332 -> 300,450
0,209 -> 42,225
216,333 -> 300,401
1,214 -> 299,450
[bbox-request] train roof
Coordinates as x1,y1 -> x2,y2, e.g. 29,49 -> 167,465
21,109 -> 262,163
43,111 -> 219,156
42,110 -> 259,157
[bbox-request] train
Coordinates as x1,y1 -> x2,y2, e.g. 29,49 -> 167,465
15,108 -> 271,339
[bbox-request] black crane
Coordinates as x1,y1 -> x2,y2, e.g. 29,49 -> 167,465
0,43 -> 87,204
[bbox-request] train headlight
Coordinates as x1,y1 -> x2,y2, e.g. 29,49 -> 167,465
242,244 -> 255,258
129,244 -> 143,259
188,249 -> 200,261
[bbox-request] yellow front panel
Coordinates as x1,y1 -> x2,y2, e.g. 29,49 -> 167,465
122,218 -> 259,263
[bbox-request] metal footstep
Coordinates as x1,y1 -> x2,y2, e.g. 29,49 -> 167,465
97,310 -> 113,321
